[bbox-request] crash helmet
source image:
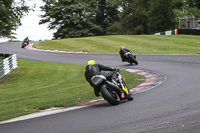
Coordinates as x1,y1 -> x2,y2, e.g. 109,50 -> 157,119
120,46 -> 124,49
87,60 -> 96,65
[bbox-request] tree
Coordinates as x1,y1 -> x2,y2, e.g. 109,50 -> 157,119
95,0 -> 120,35
173,0 -> 200,27
186,0 -> 200,9
40,0 -> 88,38
184,0 -> 200,19
0,0 -> 33,38
40,0 -> 200,37
147,0 -> 183,33
119,0 -> 150,35
40,0 -> 96,38
40,0 -> 120,39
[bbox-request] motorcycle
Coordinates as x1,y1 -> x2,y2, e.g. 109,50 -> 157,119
91,71 -> 134,105
124,52 -> 138,65
21,41 -> 28,48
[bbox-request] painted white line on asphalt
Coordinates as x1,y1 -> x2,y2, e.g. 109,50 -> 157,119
26,43 -> 88,54
138,82 -> 154,86
0,106 -> 86,125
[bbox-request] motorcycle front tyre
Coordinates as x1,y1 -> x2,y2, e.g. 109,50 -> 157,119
100,84 -> 120,105
127,91 -> 134,101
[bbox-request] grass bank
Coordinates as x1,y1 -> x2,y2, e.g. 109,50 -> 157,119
34,35 -> 200,54
0,59 -> 145,121
0,57 -> 3,62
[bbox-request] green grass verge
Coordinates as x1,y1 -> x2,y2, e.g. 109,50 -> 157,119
34,35 -> 200,54
0,57 -> 4,62
0,59 -> 145,121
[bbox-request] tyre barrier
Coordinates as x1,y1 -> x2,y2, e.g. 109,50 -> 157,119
0,54 -> 18,80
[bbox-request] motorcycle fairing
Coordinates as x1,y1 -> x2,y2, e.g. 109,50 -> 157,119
121,83 -> 129,94
121,90 -> 125,99
91,75 -> 106,86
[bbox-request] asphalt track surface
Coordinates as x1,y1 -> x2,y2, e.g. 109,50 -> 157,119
0,42 -> 200,133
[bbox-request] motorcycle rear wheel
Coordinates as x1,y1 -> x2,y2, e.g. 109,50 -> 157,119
130,56 -> 138,65
100,85 -> 120,105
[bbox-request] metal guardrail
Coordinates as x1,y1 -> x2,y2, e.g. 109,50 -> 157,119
0,54 -> 18,80
154,29 -> 178,35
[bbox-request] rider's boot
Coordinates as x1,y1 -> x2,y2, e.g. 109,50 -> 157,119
94,87 -> 100,97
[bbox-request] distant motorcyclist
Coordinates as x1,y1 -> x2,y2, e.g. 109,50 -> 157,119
21,37 -> 30,48
23,37 -> 29,45
85,60 -> 118,97
119,46 -> 138,65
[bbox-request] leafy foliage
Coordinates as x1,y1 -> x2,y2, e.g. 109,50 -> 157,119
1,0 -> 200,38
40,0 -> 119,39
0,0 -> 33,38
186,0 -> 200,9
148,0 -> 174,33
119,0 -> 150,34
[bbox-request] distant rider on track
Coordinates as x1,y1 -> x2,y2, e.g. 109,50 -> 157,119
23,37 -> 29,45
119,46 -> 138,65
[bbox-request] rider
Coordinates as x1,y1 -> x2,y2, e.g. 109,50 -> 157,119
23,37 -> 29,45
119,46 -> 136,62
85,60 -> 118,97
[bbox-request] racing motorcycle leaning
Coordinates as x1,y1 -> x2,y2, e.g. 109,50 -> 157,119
91,70 -> 134,105
21,37 -> 29,48
21,41 -> 29,48
124,52 -> 138,65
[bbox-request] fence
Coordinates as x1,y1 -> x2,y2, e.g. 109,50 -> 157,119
178,16 -> 195,29
0,54 -> 18,80
154,29 -> 178,35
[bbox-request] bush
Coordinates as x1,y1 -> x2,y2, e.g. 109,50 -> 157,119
107,22 -> 124,35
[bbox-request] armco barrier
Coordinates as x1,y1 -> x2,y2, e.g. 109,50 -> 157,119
0,54 -> 18,80
154,29 -> 178,35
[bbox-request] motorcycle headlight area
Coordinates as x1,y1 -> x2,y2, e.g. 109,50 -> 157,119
91,75 -> 106,86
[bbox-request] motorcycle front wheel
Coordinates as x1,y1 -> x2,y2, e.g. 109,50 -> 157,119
127,90 -> 134,101
100,84 -> 120,105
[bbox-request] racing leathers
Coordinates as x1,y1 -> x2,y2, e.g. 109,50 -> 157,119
23,37 -> 29,45
119,48 -> 136,62
85,64 -> 117,97
119,48 -> 131,62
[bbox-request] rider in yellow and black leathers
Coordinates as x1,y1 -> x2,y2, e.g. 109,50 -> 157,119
85,60 -> 118,97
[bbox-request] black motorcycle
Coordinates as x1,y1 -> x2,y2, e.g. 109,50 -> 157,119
124,52 -> 138,65
21,37 -> 29,48
91,71 -> 133,105
21,41 -> 28,48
